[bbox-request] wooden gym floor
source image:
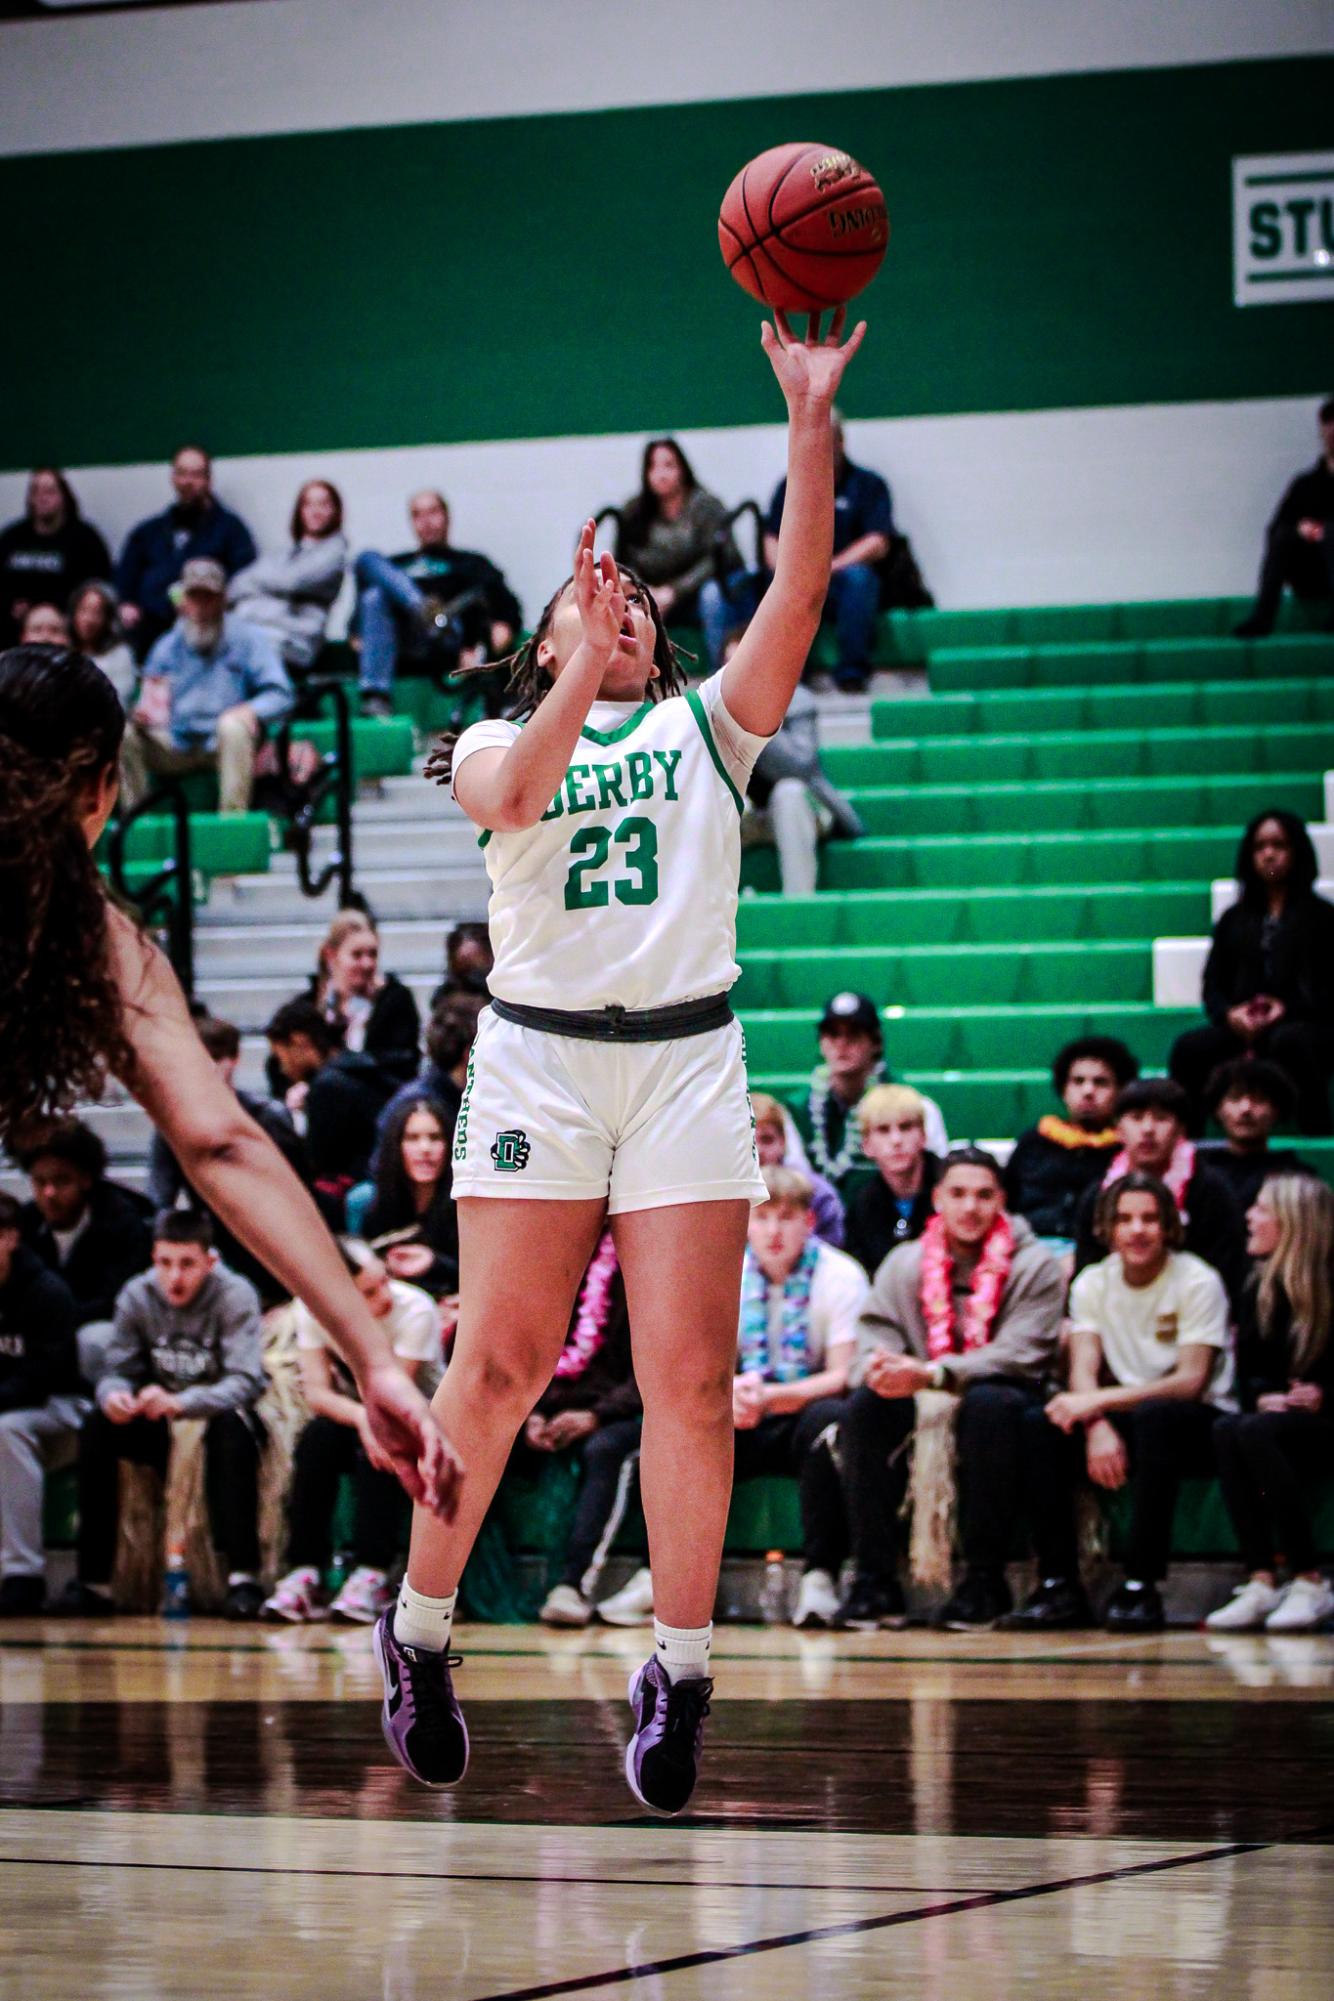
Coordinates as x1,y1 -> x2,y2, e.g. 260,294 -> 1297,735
2,1617 -> 1331,1997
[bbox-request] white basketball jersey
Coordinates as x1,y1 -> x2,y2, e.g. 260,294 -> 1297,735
451,672 -> 768,1011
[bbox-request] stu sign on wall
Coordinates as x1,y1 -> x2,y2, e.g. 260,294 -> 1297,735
1233,151 -> 1334,307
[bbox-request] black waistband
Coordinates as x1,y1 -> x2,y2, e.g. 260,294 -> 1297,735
490,992 -> 734,1043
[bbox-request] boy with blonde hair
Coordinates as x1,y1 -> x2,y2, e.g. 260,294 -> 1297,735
844,1084 -> 942,1279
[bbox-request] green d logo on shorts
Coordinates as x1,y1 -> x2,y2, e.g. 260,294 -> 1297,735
489,1129 -> 532,1173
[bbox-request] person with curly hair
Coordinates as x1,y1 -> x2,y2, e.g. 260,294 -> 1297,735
0,643 -> 461,1522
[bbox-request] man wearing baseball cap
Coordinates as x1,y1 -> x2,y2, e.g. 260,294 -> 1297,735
785,991 -> 948,1201
119,557 -> 293,816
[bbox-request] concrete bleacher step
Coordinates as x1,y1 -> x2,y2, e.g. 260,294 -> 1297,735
196,970 -> 442,1036
1212,868 -> 1334,922
201,863 -> 489,926
195,917 -> 469,981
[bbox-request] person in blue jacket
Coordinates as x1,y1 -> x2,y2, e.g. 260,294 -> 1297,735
116,445 -> 256,658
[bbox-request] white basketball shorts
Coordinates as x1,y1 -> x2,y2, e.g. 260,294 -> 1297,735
450,1007 -> 768,1213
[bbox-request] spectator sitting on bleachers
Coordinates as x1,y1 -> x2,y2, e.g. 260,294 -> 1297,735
732,1167 -> 866,1630
119,557 -> 294,817
116,445 -> 257,660
531,1230 -> 644,1628
787,991 -> 948,1200
1206,1175 -> 1334,1633
1170,810 -> 1334,1137
1017,1173 -> 1234,1634
1004,1036 -> 1139,1246
736,629 -> 864,896
835,1148 -> 1064,1632
20,605 -> 69,646
1074,1078 -> 1246,1307
16,1119 -> 152,1381
263,1240 -> 439,1626
309,911 -> 421,1083
1235,397 -> 1334,638
1199,1058 -> 1311,1213
763,412 -> 896,692
0,468 -> 111,648
360,1097 -> 459,1301
0,1190 -> 84,1617
350,489 -> 520,719
265,1000 -> 399,1227
69,582 -> 136,708
227,479 -> 348,674
148,1016 -> 310,1313
751,1091 -> 844,1247
843,1084 -> 942,1279
54,1211 -> 268,1621
612,439 -> 739,672
375,982 -> 485,1169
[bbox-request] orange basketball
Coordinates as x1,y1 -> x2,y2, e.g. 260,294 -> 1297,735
718,142 -> 888,313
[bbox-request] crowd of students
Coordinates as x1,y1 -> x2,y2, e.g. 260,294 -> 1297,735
1,885 -> 1329,1632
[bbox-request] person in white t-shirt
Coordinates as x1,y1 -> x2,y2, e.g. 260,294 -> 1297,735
264,1240 -> 440,1626
1012,1172 -> 1234,1635
373,307 -> 868,1817
734,1166 -> 866,1629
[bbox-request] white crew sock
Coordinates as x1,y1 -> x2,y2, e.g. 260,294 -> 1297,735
394,1580 -> 457,1653
654,1618 -> 712,1684
227,1571 -> 256,1588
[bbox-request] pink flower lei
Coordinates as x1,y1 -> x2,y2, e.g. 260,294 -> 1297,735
555,1229 -> 619,1379
918,1211 -> 1015,1362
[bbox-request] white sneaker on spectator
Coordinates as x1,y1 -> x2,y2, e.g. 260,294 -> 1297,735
1204,1577 -> 1283,1631
329,1565 -> 393,1625
539,1583 -> 593,1628
793,1569 -> 841,1629
1265,1576 -> 1334,1631
596,1568 -> 654,1626
262,1566 -> 328,1624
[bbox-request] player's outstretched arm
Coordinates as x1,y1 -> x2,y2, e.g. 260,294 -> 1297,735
722,308 -> 867,737
455,522 -> 625,832
107,910 -> 463,1520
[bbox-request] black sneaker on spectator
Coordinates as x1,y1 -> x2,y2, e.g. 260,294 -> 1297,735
1003,1577 -> 1093,1631
223,1579 -> 266,1621
1231,615 -> 1271,639
1103,1580 -> 1165,1631
0,1575 -> 45,1617
937,1571 -> 1011,1631
833,1576 -> 908,1631
52,1580 -> 116,1617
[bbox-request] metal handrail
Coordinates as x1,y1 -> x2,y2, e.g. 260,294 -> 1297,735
106,780 -> 195,999
274,674 -> 360,911
718,497 -> 766,577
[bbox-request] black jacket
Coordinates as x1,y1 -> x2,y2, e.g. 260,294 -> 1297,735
1003,1128 -> 1120,1240
20,1179 -> 154,1329
1271,458 -> 1334,533
383,543 -> 522,652
1197,1143 -> 1313,1217
269,974 -> 424,1100
306,1052 -> 401,1195
1201,894 -> 1334,1028
1234,1274 -> 1334,1410
0,514 -> 112,644
0,1247 -> 81,1412
115,499 -> 257,625
361,1186 -> 459,1299
844,1154 -> 941,1279
147,1090 -> 311,1309
1074,1160 -> 1247,1307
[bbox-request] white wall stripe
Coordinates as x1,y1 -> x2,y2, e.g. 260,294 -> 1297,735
1,0 -> 1330,158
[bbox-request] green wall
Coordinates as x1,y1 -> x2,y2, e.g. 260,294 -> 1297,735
4,57 -> 1330,468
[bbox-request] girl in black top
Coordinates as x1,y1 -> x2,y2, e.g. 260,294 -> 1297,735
361,1097 -> 459,1300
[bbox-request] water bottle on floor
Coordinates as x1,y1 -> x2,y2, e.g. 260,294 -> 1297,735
760,1549 -> 788,1626
162,1541 -> 191,1620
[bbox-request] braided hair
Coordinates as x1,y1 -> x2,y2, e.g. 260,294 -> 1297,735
424,564 -> 690,789
0,645 -> 135,1148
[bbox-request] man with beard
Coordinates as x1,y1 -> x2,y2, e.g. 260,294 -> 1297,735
116,445 -> 257,658
119,558 -> 293,815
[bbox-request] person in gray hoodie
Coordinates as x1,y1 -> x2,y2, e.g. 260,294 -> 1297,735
55,1210 -> 269,1621
834,1147 -> 1065,1633
226,479 -> 348,673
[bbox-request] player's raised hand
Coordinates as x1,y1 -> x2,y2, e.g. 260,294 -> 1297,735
360,1361 -> 464,1521
573,519 -> 627,660
761,306 -> 866,409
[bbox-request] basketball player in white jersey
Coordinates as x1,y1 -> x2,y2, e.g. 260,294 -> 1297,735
374,306 -> 867,1813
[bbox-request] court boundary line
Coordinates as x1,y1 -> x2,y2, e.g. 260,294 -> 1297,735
465,1839 -> 1270,2000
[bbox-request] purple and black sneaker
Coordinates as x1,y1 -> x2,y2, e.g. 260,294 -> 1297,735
372,1610 -> 469,1788
624,1655 -> 713,1816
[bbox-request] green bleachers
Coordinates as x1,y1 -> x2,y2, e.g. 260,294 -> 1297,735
104,811 -> 272,880
825,723 -> 1334,789
928,632 -> 1334,694
742,1003 -> 1195,1075
736,884 -> 1208,950
736,942 -> 1153,1010
291,714 -> 415,780
843,773 -> 1322,840
872,674 -> 1334,739
740,825 -> 1250,894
